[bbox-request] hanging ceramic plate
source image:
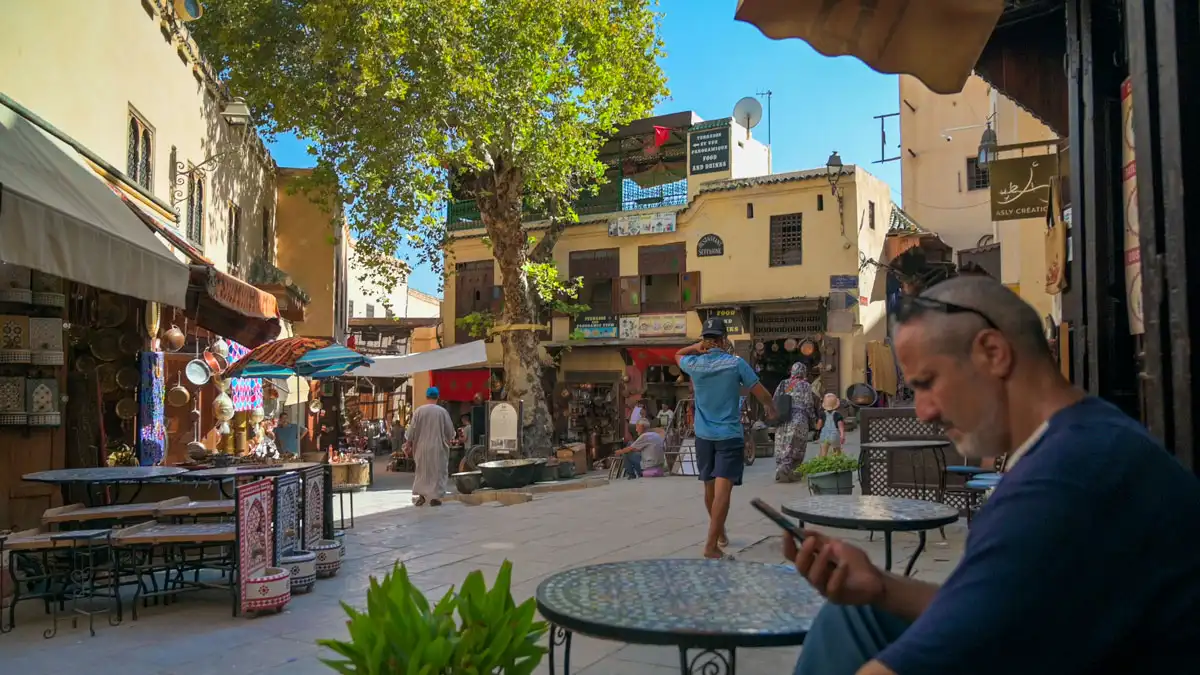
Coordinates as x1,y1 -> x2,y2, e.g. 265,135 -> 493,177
90,329 -> 121,362
116,366 -> 140,391
799,339 -> 816,356
783,338 -> 798,352
96,294 -> 127,328
97,363 -> 120,394
754,341 -> 765,354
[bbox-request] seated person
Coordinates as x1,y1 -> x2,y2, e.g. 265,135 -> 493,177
614,419 -> 667,478
789,277 -> 1200,675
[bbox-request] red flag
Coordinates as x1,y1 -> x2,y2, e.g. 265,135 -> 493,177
653,126 -> 671,148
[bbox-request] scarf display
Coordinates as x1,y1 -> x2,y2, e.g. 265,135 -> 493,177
137,351 -> 166,466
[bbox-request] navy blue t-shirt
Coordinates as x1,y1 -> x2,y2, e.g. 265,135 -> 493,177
878,397 -> 1200,674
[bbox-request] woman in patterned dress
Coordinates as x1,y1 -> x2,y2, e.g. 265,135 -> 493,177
773,362 -> 817,482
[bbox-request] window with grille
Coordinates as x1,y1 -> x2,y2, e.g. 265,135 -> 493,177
817,194 -> 824,211
754,310 -> 823,336
769,213 -> 803,267
227,203 -> 242,271
366,304 -> 375,318
126,112 -> 154,190
261,208 -> 273,262
966,158 -> 990,191
869,201 -> 876,229
186,175 -> 204,245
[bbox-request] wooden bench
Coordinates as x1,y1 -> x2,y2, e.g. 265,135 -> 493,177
154,500 -> 236,520
41,497 -> 191,527
1,528 -> 115,636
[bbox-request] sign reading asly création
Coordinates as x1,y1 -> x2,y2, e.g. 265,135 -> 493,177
696,234 -> 724,257
689,126 -> 731,175
989,154 -> 1058,221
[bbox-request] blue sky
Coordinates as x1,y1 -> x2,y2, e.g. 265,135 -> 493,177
266,0 -> 902,295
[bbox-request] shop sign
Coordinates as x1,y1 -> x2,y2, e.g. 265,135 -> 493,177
486,400 -> 521,453
696,234 -> 724,257
989,155 -> 1057,221
829,274 -> 858,291
619,317 -> 639,339
575,314 -> 617,339
637,313 -> 687,337
608,211 -> 677,237
709,308 -> 744,335
689,126 -> 731,175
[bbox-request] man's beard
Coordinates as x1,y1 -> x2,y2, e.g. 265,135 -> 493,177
953,403 -> 1007,459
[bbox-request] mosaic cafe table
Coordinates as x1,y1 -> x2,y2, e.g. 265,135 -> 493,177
535,559 -> 824,674
781,495 -> 960,577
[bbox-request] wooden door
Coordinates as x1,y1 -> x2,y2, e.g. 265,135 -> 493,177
617,276 -> 641,314
681,271 -> 702,309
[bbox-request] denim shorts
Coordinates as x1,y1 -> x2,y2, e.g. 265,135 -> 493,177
695,437 -> 745,486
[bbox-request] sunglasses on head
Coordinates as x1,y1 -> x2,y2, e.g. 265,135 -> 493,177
896,295 -> 999,331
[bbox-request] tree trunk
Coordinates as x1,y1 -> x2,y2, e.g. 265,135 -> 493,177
477,166 -> 553,457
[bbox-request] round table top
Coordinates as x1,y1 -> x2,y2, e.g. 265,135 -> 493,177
535,559 -> 823,649
859,440 -> 951,449
179,462 -> 323,479
22,466 -> 188,484
782,495 -> 959,532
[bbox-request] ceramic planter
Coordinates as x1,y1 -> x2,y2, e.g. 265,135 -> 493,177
312,539 -> 342,578
243,567 -> 291,615
280,550 -> 317,594
333,530 -> 346,559
808,470 -> 855,495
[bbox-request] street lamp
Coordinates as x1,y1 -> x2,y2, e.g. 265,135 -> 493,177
220,97 -> 254,127
171,98 -> 256,210
826,150 -> 843,193
977,123 -> 998,168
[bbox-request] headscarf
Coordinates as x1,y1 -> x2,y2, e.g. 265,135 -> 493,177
782,362 -> 809,393
775,362 -> 816,425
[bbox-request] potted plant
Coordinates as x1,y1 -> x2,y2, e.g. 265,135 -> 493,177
319,560 -> 547,674
797,454 -> 860,495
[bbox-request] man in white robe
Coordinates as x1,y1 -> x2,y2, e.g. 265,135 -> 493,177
405,387 -> 456,506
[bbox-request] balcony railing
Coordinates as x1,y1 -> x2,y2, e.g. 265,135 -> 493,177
446,178 -> 688,231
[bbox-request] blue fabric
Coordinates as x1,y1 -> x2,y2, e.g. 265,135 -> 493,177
275,423 -> 302,455
866,397 -> 1200,675
794,604 -> 910,675
965,478 -> 998,490
678,350 -> 758,441
235,344 -> 372,380
623,452 -> 642,478
695,436 -> 745,485
946,465 -> 986,475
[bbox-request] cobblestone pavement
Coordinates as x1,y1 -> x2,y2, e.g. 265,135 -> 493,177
0,431 -> 968,674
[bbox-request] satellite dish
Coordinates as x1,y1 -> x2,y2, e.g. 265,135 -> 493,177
174,0 -> 205,21
733,97 -> 763,132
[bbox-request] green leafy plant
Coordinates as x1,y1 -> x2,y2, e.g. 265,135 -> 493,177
456,311 -> 497,340
796,454 -> 860,477
319,560 -> 547,675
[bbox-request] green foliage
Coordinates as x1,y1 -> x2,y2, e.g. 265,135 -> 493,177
523,261 -> 588,318
192,0 -> 668,294
319,560 -> 547,674
455,311 -> 496,339
796,454 -> 860,477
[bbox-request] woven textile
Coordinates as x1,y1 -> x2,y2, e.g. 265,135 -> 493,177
227,340 -> 263,412
137,351 -> 166,465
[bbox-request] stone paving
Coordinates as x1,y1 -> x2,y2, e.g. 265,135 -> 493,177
0,431 -> 968,674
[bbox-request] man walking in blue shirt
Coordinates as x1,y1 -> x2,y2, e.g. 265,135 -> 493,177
677,317 -> 776,559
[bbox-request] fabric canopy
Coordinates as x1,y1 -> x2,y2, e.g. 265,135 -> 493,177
0,105 -> 189,307
349,340 -> 488,378
431,369 -> 491,403
734,0 -> 1005,95
629,346 -> 685,371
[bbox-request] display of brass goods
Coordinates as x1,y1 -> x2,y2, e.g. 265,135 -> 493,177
162,324 -> 185,352
97,363 -> 120,394
211,337 -> 230,360
106,444 -> 138,467
115,397 -> 138,420
203,351 -> 225,375
116,366 -> 139,390
185,358 -> 210,385
90,328 -> 121,362
167,377 -> 190,407
144,301 -> 160,339
96,294 -> 127,328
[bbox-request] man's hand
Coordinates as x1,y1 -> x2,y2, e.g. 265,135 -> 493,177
783,531 -> 885,606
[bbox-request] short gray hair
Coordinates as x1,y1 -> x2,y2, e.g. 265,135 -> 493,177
903,276 -> 1050,360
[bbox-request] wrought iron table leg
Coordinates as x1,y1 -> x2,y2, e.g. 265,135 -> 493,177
883,531 -> 893,572
903,531 -> 927,578
548,625 -> 572,674
679,647 -> 736,675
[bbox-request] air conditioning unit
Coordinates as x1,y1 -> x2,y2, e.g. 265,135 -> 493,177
174,0 -> 204,22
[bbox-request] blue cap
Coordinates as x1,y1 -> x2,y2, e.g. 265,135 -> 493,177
426,386 -> 440,399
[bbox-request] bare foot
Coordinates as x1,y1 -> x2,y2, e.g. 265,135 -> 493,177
718,532 -> 729,548
703,547 -> 726,559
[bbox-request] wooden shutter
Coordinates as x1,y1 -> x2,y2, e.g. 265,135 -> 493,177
617,276 -> 641,314
489,285 -> 504,315
681,271 -> 701,310
638,243 -> 686,275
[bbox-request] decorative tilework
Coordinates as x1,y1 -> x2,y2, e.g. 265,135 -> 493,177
0,315 -> 29,350
536,560 -> 823,643
274,472 -> 301,562
0,377 -> 24,412
26,378 -> 57,413
0,263 -> 31,290
301,466 -> 325,549
27,318 -> 62,351
237,478 -> 275,616
782,496 -> 959,530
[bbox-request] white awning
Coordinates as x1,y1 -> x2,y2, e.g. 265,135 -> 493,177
350,340 -> 488,378
0,106 -> 189,307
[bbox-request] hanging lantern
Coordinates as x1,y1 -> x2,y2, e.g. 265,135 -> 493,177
250,407 -> 266,425
212,392 -> 235,422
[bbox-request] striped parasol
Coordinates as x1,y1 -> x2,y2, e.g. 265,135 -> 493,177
223,337 -> 372,380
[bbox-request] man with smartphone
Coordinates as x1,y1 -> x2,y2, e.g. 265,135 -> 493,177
784,276 -> 1200,675
677,317 -> 776,560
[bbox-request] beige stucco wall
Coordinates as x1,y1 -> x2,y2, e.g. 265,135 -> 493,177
443,167 -> 896,386
899,74 -> 1056,319
0,0 -> 275,273
345,241 -> 443,320
276,169 -> 343,338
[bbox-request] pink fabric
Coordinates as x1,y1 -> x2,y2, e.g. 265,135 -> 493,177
643,466 -> 665,477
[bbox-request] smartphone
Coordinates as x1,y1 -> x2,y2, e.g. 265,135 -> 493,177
750,498 -> 806,541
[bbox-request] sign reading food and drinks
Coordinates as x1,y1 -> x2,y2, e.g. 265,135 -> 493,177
988,154 -> 1057,221
688,122 -> 731,175
709,308 -> 744,335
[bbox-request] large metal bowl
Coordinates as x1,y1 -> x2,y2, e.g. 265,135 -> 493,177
477,459 -> 538,489
452,471 -> 483,494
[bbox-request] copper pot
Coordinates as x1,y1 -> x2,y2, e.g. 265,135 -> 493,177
203,351 -> 225,375
162,325 -> 185,352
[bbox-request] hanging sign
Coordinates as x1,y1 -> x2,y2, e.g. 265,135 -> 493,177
829,275 -> 858,291
696,234 -> 724,257
575,315 -> 617,339
1121,78 -> 1144,335
637,314 -> 687,337
709,308 -> 744,335
688,125 -> 731,175
988,155 -> 1057,221
608,212 -> 677,237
